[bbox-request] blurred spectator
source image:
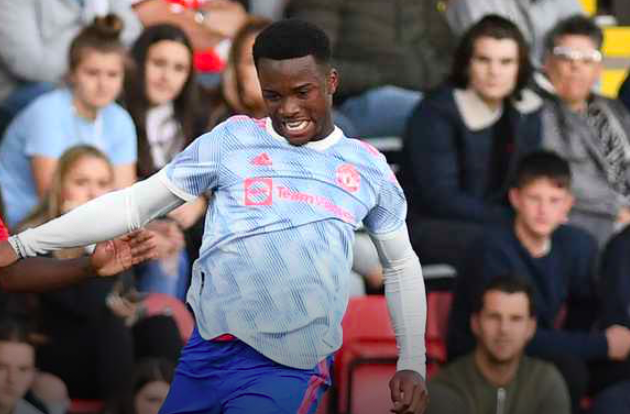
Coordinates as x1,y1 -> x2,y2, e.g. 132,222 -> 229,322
618,73 -> 630,114
0,0 -> 141,135
131,0 -> 248,73
0,15 -> 137,230
0,318 -> 46,414
428,277 -> 570,414
539,15 -> 630,247
286,0 -> 456,138
124,23 -> 209,279
18,146 -> 181,408
114,358 -> 175,414
205,17 -> 270,128
599,227 -> 630,328
448,151 -> 630,413
401,15 -> 541,270
446,0 -> 585,67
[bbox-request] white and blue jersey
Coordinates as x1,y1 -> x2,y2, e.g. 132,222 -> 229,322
160,116 -> 406,369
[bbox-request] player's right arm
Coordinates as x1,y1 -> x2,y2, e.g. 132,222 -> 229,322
0,121 -> 227,266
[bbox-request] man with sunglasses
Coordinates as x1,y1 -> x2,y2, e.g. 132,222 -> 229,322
539,15 -> 630,247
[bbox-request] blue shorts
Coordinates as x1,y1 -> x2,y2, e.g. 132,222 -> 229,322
159,328 -> 333,414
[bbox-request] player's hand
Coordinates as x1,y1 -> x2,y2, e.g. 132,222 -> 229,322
0,241 -> 19,268
389,370 -> 429,414
90,230 -> 157,277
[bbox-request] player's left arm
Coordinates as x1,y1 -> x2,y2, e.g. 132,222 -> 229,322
370,225 -> 428,414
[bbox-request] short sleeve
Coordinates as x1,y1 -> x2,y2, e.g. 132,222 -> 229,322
108,108 -> 138,165
363,166 -> 407,235
22,98 -> 69,158
162,121 -> 228,200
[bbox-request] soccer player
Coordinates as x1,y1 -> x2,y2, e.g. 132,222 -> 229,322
0,217 -> 156,292
0,20 -> 428,414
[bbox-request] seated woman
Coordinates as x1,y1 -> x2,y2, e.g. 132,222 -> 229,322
124,23 -> 214,295
400,15 -> 542,270
18,146 -> 182,408
0,14 -> 137,229
204,16 -> 270,128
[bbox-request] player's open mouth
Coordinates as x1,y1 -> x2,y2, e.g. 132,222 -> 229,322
283,120 -> 310,134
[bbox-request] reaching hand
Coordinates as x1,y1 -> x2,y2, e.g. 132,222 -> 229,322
389,370 -> 429,414
90,230 -> 157,277
0,241 -> 19,268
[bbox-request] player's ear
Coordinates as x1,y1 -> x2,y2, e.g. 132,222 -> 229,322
326,68 -> 339,95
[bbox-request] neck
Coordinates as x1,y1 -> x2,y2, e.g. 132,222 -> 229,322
474,347 -> 520,387
73,97 -> 98,121
478,94 -> 503,112
567,99 -> 587,113
514,220 -> 550,258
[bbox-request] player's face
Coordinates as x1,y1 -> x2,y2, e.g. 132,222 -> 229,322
471,291 -> 535,364
70,50 -> 125,114
144,40 -> 192,106
468,36 -> 519,107
61,156 -> 114,213
257,55 -> 338,146
134,380 -> 170,414
509,178 -> 573,240
0,341 -> 36,412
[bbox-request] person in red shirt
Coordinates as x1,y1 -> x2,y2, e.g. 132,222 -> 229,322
0,217 -> 155,292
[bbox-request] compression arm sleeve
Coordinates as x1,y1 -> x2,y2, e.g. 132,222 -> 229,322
370,225 -> 427,378
10,170 -> 186,257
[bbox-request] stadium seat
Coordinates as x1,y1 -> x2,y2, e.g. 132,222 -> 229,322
68,399 -> 104,414
333,295 -> 398,414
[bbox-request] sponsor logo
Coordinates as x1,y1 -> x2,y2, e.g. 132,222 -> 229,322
276,186 -> 355,223
244,178 -> 273,205
336,164 -> 360,193
251,152 -> 273,166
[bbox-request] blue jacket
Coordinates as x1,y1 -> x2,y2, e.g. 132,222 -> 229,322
401,85 -> 543,223
447,224 -> 606,362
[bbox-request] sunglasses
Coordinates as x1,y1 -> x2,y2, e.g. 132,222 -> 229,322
552,46 -> 602,63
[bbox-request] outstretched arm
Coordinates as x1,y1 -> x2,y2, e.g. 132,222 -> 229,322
0,230 -> 156,292
370,225 -> 428,414
1,171 -> 185,265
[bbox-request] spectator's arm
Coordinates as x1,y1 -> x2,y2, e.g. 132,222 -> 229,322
405,100 -> 512,223
528,328 -> 608,361
599,229 -> 630,328
0,1 -> 75,83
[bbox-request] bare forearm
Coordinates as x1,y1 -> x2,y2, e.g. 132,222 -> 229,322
0,257 -> 93,293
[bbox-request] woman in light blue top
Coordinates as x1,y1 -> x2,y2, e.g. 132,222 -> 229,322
0,14 -> 137,229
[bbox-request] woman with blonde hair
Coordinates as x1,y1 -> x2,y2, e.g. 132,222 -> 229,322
19,146 -> 182,409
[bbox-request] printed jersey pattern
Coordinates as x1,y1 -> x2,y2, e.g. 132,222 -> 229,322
163,116 -> 406,369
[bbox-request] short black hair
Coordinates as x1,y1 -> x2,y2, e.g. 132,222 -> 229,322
253,19 -> 331,68
450,14 -> 532,100
472,276 -> 536,317
513,150 -> 572,189
544,15 -> 603,54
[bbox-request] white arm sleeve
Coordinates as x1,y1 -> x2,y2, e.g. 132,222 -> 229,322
369,224 -> 427,378
12,170 -> 186,257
